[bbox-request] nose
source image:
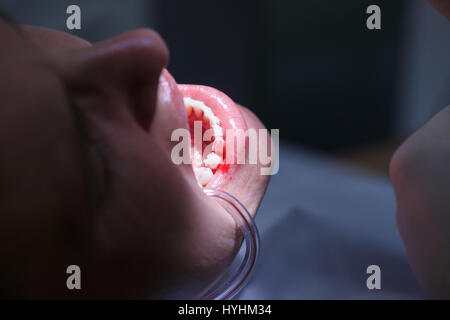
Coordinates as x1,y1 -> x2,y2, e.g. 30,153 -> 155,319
64,29 -> 169,131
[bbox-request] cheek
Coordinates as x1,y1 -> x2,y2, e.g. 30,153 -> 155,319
92,122 -> 194,243
85,110 -> 240,297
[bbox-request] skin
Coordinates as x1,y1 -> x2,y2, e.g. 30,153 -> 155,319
390,106 -> 450,298
0,21 -> 269,298
390,0 -> 450,299
429,0 -> 450,20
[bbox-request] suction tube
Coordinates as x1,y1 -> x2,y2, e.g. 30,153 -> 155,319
198,189 -> 260,300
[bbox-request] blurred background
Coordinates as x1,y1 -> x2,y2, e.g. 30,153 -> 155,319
1,0 -> 448,299
1,0 -> 448,175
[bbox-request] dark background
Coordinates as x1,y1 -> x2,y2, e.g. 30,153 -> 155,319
1,0 -> 449,153
159,0 -> 405,150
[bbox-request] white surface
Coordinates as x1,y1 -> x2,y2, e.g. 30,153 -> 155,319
238,143 -> 423,299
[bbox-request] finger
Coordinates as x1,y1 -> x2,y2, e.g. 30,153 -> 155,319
428,0 -> 450,20
390,105 -> 450,298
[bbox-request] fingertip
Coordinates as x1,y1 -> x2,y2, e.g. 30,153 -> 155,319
428,0 -> 450,20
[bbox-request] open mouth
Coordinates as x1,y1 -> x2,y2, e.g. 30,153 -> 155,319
178,85 -> 247,188
157,69 -> 269,218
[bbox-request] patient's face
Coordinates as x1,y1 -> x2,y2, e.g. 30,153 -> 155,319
0,19 -> 268,298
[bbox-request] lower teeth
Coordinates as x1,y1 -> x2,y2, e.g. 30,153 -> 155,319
204,152 -> 222,170
194,167 -> 214,186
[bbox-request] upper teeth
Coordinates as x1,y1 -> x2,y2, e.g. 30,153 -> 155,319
184,97 -> 223,138
185,104 -> 193,116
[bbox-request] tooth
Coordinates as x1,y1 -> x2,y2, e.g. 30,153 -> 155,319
213,137 -> 224,156
204,152 -> 222,170
185,104 -> 192,116
203,113 -> 210,124
194,167 -> 213,186
213,124 -> 223,137
193,105 -> 203,118
203,108 -> 214,122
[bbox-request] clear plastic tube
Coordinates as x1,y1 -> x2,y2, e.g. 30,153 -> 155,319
197,189 -> 260,300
